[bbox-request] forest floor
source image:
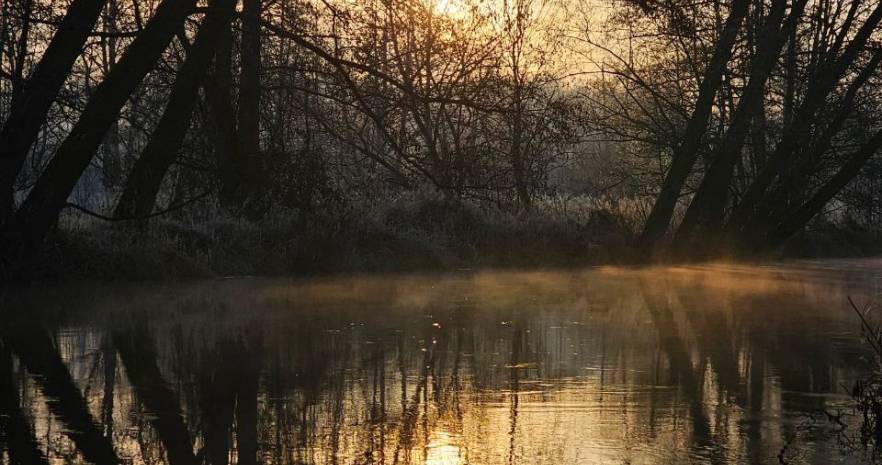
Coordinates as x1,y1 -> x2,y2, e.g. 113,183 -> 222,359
19,196 -> 882,281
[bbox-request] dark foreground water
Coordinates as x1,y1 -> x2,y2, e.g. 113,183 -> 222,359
3,260 -> 882,465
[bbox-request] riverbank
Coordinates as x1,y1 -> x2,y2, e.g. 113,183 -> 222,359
24,195 -> 638,281
16,196 -> 882,282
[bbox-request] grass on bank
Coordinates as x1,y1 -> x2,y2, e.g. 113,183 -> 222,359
23,193 -> 882,281
29,194 -> 638,280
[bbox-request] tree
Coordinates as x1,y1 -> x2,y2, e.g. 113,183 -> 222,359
236,0 -> 263,200
728,0 -> 882,238
114,0 -> 237,218
674,0 -> 806,248
2,0 -> 198,271
0,0 -> 108,225
639,0 -> 749,248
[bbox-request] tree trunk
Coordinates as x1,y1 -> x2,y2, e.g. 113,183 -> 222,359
639,0 -> 749,247
236,0 -> 262,199
205,19 -> 241,205
782,7 -> 797,127
2,0 -> 197,270
115,0 -> 236,218
727,0 -> 882,234
674,0 -> 801,248
511,86 -> 531,211
0,0 -> 108,226
759,48 -> 882,226
770,129 -> 882,248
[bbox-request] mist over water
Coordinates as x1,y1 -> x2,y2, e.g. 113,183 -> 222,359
3,260 -> 882,464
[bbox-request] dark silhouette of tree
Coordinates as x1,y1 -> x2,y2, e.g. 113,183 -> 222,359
1,0 -> 198,271
235,0 -> 263,201
0,0 -> 108,226
114,0 -> 237,218
728,0 -> 882,237
674,0 -> 806,249
771,129 -> 882,248
639,0 -> 749,248
3,0 -> 882,270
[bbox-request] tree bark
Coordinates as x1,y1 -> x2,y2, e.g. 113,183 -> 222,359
0,0 -> 108,226
511,85 -> 532,211
114,0 -> 236,218
639,0 -> 749,247
2,0 -> 197,269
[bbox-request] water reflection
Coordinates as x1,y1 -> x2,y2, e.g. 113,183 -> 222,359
1,260 -> 880,464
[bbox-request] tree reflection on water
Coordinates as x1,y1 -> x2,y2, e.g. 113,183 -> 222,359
1,261 -> 878,464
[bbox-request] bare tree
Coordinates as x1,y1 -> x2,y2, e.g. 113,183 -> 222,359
2,0 -> 198,270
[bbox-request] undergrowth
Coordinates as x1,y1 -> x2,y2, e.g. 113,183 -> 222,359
26,193 -> 639,281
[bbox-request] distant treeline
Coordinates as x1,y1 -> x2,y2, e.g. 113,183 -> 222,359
2,0 -> 882,277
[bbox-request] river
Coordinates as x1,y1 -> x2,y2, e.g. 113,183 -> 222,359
3,259 -> 882,464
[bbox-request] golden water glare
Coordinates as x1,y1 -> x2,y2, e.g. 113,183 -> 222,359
3,259 -> 880,464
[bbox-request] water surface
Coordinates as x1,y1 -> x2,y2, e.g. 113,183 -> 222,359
3,259 -> 882,465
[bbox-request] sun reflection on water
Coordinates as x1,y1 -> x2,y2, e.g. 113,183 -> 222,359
425,430 -> 465,465
2,260 -> 877,465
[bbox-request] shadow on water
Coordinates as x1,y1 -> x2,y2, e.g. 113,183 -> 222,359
0,259 -> 880,464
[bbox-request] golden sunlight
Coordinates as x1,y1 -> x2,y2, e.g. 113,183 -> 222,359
433,0 -> 468,18
425,430 -> 466,465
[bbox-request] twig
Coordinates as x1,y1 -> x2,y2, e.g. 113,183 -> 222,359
62,191 -> 212,222
849,296 -> 882,356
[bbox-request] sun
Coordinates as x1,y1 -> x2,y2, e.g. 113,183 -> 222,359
433,0 -> 469,18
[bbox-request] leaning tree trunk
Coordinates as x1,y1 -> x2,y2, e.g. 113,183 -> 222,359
639,0 -> 749,248
758,48 -> 882,227
674,0 -> 802,249
727,0 -> 882,234
0,0 -> 108,226
2,0 -> 197,271
769,129 -> 882,249
115,0 -> 236,218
